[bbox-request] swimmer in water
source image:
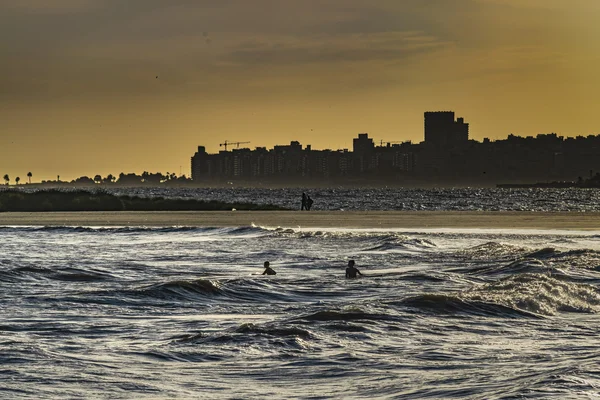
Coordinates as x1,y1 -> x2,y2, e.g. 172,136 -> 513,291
262,261 -> 276,275
345,259 -> 362,278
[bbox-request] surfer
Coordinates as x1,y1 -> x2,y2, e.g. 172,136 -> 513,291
345,259 -> 362,279
262,261 -> 276,275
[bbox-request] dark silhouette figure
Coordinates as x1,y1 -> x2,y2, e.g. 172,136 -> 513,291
345,260 -> 362,279
262,261 -> 276,275
306,196 -> 314,211
301,192 -> 307,210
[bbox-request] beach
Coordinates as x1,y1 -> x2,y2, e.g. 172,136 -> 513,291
1,210 -> 600,229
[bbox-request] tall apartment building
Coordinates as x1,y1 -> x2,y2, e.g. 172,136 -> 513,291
353,133 -> 375,153
353,133 -> 376,173
424,111 -> 469,146
190,146 -> 209,181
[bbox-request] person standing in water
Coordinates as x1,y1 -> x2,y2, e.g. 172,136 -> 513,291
345,259 -> 362,278
301,192 -> 307,210
262,261 -> 276,275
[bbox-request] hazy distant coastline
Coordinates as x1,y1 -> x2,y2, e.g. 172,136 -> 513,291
9,178 -> 600,189
0,189 -> 286,212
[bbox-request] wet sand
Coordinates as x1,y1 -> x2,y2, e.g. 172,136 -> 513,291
1,211 -> 600,230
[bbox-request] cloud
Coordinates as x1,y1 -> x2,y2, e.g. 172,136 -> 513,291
222,32 -> 449,66
1,0 -> 597,101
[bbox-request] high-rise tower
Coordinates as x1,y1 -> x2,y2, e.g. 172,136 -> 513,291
424,111 -> 469,146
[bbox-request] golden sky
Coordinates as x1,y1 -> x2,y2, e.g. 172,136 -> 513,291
1,0 -> 599,181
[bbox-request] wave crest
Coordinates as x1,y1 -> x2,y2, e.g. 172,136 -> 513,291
461,241 -> 526,260
292,310 -> 395,322
0,225 -> 269,236
466,273 -> 600,315
141,279 -> 222,300
399,294 -> 539,318
399,273 -> 600,317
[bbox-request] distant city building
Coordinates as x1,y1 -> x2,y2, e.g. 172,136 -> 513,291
353,133 -> 375,153
424,111 -> 469,146
353,133 -> 376,173
190,146 -> 209,180
190,134 -> 415,183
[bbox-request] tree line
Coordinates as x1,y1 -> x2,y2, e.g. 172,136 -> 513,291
3,172 -> 33,185
1,172 -> 193,186
49,172 -> 191,186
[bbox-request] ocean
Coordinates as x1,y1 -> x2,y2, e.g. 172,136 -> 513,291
8,186 -> 600,212
2,219 -> 600,398
105,186 -> 600,212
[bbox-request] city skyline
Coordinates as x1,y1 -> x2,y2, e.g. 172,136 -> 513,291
2,1 -> 599,181
189,113 -> 600,186
4,110 -> 600,184
4,118 -> 600,186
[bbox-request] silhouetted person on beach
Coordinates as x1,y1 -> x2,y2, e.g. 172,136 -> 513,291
262,261 -> 276,275
345,259 -> 362,278
306,196 -> 314,211
301,192 -> 307,210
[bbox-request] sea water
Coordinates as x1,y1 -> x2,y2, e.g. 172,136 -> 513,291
2,225 -> 600,399
104,187 -> 600,212
8,186 -> 600,211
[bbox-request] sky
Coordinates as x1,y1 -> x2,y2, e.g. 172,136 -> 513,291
2,0 -> 600,181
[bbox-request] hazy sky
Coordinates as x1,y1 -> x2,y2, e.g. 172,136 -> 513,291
2,0 -> 599,181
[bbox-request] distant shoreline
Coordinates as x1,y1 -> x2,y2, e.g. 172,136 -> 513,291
1,211 -> 600,230
0,189 -> 286,212
8,181 -> 600,189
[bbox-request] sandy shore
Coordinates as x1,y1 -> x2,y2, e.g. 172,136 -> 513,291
0,211 -> 599,230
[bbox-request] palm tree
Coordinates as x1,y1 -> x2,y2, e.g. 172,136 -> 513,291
3,174 -> 9,185
27,172 -> 32,184
15,177 -> 20,185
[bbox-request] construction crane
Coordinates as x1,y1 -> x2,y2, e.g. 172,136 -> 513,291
219,140 -> 250,151
379,140 -> 403,147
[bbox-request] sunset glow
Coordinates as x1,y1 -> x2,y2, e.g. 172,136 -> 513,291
2,0 -> 599,181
